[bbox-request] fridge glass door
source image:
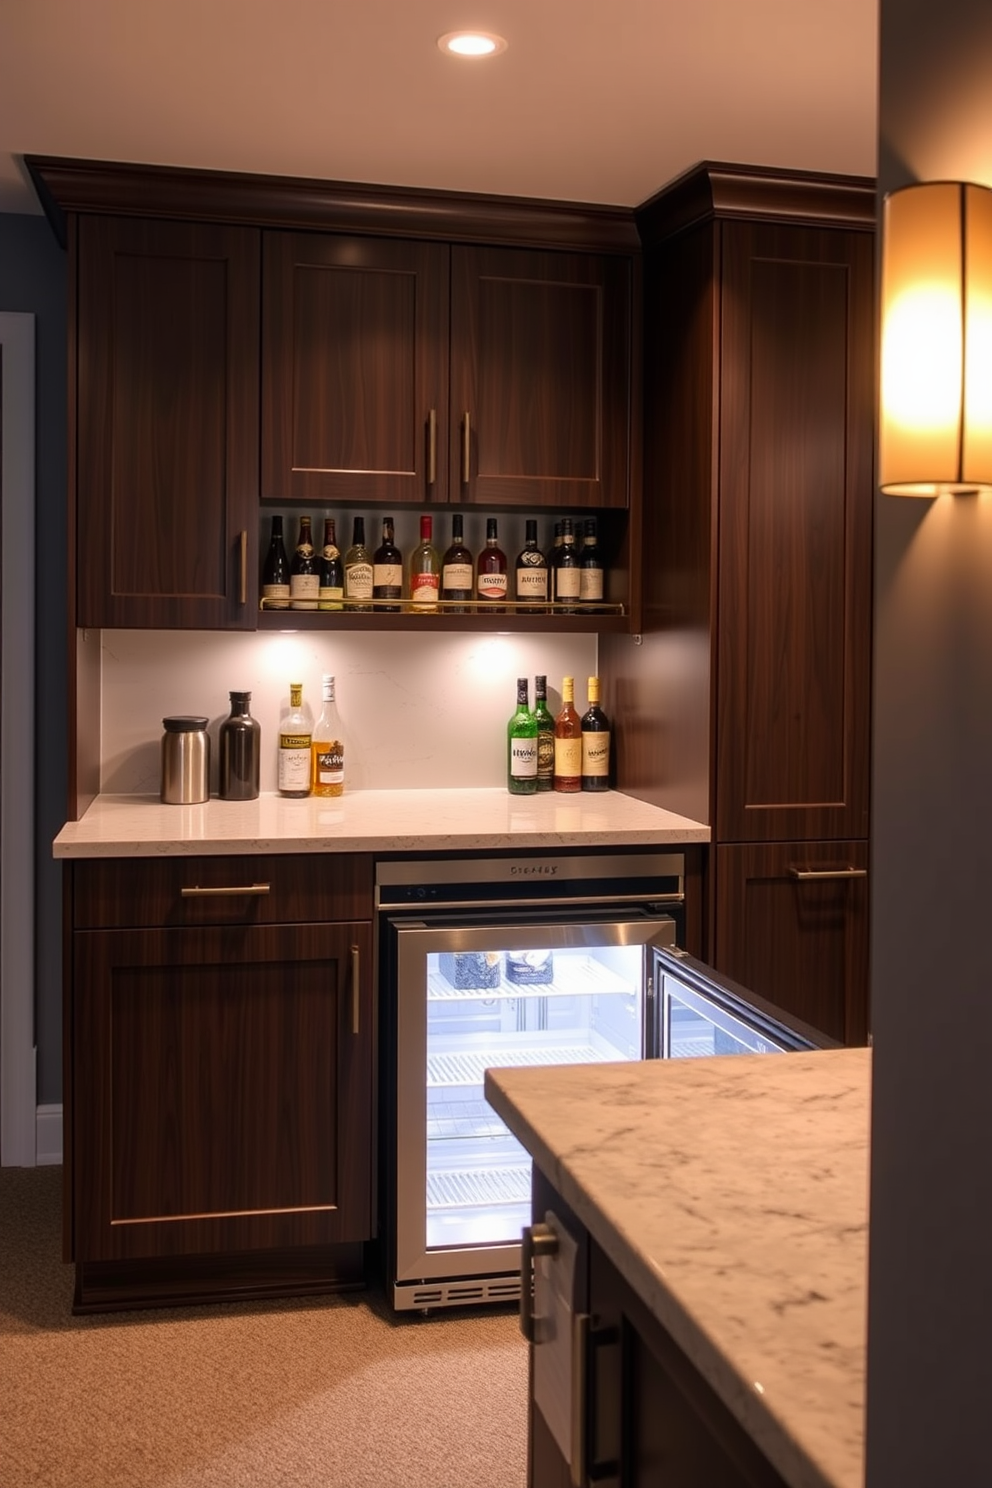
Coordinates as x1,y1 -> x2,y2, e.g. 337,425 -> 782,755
394,916 -> 673,1284
661,970 -> 797,1057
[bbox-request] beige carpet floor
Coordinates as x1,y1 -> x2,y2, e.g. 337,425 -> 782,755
0,1166 -> 528,1488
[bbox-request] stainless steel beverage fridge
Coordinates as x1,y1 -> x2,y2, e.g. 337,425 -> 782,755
376,852 -> 686,1311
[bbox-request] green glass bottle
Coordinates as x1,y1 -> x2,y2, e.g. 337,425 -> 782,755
533,674 -> 555,791
507,677 -> 538,795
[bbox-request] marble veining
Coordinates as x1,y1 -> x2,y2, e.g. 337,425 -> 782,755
52,788 -> 710,857
485,1049 -> 870,1488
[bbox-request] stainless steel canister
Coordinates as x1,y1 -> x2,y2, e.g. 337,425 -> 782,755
161,716 -> 210,804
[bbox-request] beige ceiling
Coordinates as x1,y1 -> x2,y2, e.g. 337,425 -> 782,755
0,0 -> 878,217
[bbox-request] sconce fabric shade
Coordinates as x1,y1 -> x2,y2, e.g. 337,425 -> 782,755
880,180 -> 992,495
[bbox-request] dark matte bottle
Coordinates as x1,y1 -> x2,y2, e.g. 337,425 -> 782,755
579,518 -> 605,605
581,676 -> 612,792
441,514 -> 474,611
318,517 -> 344,611
373,516 -> 403,611
261,515 -> 291,610
290,515 -> 319,611
555,518 -> 581,613
515,519 -> 548,607
219,691 -> 261,801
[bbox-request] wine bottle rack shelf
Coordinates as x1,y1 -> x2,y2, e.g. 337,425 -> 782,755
258,596 -> 627,633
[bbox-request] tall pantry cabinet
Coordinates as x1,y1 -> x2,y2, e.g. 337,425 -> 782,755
601,165 -> 875,1045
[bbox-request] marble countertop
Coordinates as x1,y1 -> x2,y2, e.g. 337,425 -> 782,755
52,787 -> 710,858
485,1049 -> 870,1488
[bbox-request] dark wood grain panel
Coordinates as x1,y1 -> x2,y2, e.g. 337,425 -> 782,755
72,921 -> 373,1261
716,221 -> 874,842
72,853 -> 373,928
450,245 -> 631,509
636,161 -> 876,246
76,215 -> 259,628
262,233 -> 449,505
713,841 -> 869,1045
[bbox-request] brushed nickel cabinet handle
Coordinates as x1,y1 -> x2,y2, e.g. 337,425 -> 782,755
790,867 -> 868,881
427,408 -> 437,486
462,411 -> 471,484
238,530 -> 247,605
181,883 -> 272,897
351,943 -> 361,1035
519,1220 -> 559,1343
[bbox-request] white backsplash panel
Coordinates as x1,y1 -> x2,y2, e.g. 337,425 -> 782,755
100,629 -> 598,794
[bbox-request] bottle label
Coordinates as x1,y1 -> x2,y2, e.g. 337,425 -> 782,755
290,574 -> 319,609
313,741 -> 345,785
554,737 -> 582,777
580,568 -> 604,601
582,733 -> 611,777
510,738 -> 538,778
345,562 -> 373,600
443,562 -> 473,592
477,572 -> 508,599
556,567 -> 581,600
278,741 -> 311,791
373,563 -> 403,592
516,569 -> 547,600
537,731 -> 555,781
263,582 -> 290,608
322,544 -> 340,561
411,572 -> 440,604
319,585 -> 344,602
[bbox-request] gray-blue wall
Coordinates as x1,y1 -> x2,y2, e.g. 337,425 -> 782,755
0,211 -> 67,1103
868,1 -> 992,1480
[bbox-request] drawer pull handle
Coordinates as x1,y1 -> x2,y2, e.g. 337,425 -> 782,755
790,867 -> 867,881
180,883 -> 272,897
519,1221 -> 559,1343
351,944 -> 361,1035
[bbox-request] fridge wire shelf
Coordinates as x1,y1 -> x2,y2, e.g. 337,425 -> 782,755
427,1042 -> 625,1088
427,955 -> 635,1002
427,1165 -> 532,1212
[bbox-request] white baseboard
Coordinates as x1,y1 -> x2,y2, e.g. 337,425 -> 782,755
36,1104 -> 63,1166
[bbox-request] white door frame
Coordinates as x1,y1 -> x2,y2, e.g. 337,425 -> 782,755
0,311 -> 37,1166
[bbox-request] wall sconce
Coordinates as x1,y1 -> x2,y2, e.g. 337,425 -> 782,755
880,180 -> 992,495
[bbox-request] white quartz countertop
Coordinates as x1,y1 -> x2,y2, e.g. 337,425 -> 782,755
485,1049 -> 869,1488
52,787 -> 710,858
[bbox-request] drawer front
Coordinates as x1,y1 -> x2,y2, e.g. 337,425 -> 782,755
71,854 -> 373,929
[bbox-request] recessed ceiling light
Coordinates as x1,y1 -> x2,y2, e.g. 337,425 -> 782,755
437,31 -> 508,58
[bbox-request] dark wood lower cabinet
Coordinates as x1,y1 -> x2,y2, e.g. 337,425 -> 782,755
713,840 -> 869,1045
66,856 -> 375,1312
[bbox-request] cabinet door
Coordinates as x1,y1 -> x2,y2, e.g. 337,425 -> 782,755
77,215 -> 260,629
450,245 -> 631,509
262,232 -> 449,505
71,921 -> 373,1262
715,222 -> 874,842
713,841 -> 869,1045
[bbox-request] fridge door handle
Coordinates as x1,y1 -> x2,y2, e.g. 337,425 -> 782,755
519,1221 -> 559,1343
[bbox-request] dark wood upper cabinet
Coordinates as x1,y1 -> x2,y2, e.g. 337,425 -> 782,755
76,214 -> 260,629
450,245 -> 632,509
262,233 -> 449,506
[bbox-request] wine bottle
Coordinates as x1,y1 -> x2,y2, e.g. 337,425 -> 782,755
261,515 -> 291,610
441,514 -> 474,612
546,521 -> 563,604
476,518 -> 507,609
515,519 -> 548,607
373,516 -> 403,611
507,677 -> 539,795
219,690 -> 261,801
581,676 -> 612,792
344,517 -> 373,610
289,515 -> 319,611
555,518 -> 581,613
553,675 -> 582,793
579,518 -> 605,605
311,673 -> 346,797
409,514 -> 441,611
533,674 -> 555,792
278,682 -> 313,798
318,517 -> 344,611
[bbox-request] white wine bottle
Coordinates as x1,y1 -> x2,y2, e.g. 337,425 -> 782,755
278,682 -> 313,798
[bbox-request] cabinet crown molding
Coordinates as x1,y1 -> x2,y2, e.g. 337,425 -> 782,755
24,154 -> 641,254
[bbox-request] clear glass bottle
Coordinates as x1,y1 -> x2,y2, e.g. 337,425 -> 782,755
261,515 -> 290,610
409,514 -> 441,611
476,517 -> 507,609
515,519 -> 548,607
373,516 -> 403,611
581,676 -> 612,792
532,674 -> 556,792
579,517 -> 605,604
318,517 -> 344,611
277,681 -> 313,798
289,515 -> 319,611
219,691 -> 261,801
553,675 -> 582,793
344,516 -> 373,610
441,513 -> 474,612
507,677 -> 539,795
311,674 -> 346,797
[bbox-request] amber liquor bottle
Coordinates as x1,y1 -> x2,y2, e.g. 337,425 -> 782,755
553,676 -> 582,793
